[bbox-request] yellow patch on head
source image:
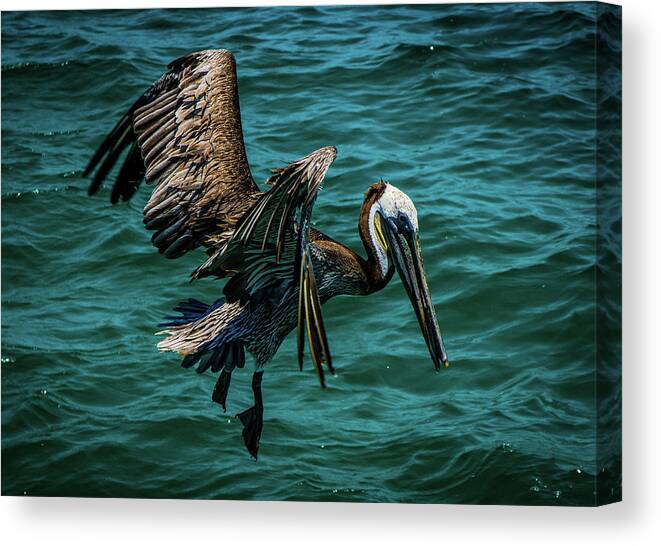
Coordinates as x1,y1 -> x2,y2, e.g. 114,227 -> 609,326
374,214 -> 389,253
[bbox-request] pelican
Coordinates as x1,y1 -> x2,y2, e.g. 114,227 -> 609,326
85,49 -> 449,458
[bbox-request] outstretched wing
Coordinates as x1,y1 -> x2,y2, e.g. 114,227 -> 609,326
194,146 -> 337,387
84,49 -> 259,259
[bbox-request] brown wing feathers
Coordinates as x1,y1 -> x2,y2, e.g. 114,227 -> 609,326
84,71 -> 179,201
84,112 -> 142,201
192,146 -> 337,282
85,49 -> 258,260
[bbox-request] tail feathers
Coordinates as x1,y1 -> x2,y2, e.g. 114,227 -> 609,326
158,297 -> 224,327
183,340 -> 246,375
157,297 -> 247,374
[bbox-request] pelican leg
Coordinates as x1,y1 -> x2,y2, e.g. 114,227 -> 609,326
237,371 -> 264,459
211,368 -> 232,412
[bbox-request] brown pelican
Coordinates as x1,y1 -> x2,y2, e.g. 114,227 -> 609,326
85,49 -> 449,458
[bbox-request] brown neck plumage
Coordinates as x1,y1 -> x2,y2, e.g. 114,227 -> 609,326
357,182 -> 394,294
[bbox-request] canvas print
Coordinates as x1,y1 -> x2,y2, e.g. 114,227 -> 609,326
1,2 -> 621,505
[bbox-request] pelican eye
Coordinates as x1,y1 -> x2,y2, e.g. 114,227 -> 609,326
395,212 -> 414,234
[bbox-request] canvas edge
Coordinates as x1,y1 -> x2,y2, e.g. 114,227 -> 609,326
594,0 -> 622,507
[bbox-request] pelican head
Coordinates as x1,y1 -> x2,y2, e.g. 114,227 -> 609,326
372,183 -> 449,371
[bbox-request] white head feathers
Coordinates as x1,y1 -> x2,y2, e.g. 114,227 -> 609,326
367,183 -> 419,276
377,183 -> 419,230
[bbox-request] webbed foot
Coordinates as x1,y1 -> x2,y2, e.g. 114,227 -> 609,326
237,371 -> 264,459
237,404 -> 263,459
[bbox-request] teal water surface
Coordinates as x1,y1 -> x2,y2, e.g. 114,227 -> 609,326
1,3 -> 621,505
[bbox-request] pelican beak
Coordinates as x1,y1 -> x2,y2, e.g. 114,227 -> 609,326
382,215 -> 449,371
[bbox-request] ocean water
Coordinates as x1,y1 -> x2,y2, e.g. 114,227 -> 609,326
1,3 -> 621,505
